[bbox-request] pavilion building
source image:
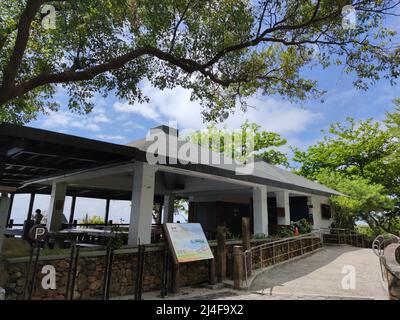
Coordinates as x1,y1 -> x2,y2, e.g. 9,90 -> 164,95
0,124 -> 340,248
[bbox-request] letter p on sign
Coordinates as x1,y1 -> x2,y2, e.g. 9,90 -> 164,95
35,227 -> 46,239
28,225 -> 48,242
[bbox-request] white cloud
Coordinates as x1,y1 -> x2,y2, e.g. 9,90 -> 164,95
96,134 -> 126,142
221,96 -> 323,134
122,121 -> 146,131
113,101 -> 160,121
113,81 -> 323,136
41,108 -> 111,132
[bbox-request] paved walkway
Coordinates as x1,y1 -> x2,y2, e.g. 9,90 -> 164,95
249,246 -> 388,300
120,246 -> 388,300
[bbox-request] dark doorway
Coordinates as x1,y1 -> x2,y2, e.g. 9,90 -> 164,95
289,196 -> 309,222
267,197 -> 278,225
219,202 -> 251,237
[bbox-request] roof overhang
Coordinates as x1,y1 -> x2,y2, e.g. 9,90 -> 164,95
0,123 -> 341,198
0,123 -> 146,196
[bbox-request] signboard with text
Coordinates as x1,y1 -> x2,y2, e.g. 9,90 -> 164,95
165,223 -> 214,263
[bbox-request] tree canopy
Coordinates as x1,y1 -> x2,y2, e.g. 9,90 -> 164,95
1,0 -> 399,123
187,121 -> 289,166
293,104 -> 400,233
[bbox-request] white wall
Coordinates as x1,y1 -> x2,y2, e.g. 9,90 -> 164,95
310,195 -> 333,230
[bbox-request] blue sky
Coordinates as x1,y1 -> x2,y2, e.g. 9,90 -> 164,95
9,10 -> 400,225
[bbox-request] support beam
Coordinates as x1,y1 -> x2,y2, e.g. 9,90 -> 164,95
46,182 -> 67,231
0,194 -> 11,254
276,190 -> 291,225
128,162 -> 156,245
27,193 -> 35,221
162,194 -> 175,223
252,186 -> 268,235
0,151 -> 5,179
69,196 -> 76,224
105,198 -> 110,224
6,193 -> 14,226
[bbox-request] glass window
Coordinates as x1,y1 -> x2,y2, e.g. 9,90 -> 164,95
9,194 -> 30,224
74,197 -> 107,223
109,200 -> 131,224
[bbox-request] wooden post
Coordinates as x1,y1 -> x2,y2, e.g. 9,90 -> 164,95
241,217 -> 251,251
233,245 -> 243,290
242,217 -> 251,276
216,226 -> 227,282
209,259 -> 216,285
162,224 -> 180,294
171,263 -> 180,293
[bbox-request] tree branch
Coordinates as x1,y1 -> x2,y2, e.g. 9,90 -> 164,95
169,1 -> 191,54
0,0 -> 44,91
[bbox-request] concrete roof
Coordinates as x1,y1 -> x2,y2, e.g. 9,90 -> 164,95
126,127 -> 342,197
1,123 -> 341,198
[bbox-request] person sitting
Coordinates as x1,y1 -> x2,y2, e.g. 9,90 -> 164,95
34,209 -> 43,225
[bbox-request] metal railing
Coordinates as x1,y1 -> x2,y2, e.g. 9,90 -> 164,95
372,233 -> 400,283
243,232 -> 323,285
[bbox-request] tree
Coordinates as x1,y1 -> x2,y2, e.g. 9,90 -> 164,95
152,198 -> 188,223
293,117 -> 395,181
80,213 -> 105,225
1,0 -> 399,123
293,108 -> 400,234
187,120 -> 289,166
315,170 -> 394,232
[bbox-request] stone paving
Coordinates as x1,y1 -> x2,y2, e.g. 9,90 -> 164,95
249,246 -> 388,300
119,245 -> 388,301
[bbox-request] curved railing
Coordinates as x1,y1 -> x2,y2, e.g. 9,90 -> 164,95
243,232 -> 323,285
372,234 -> 400,300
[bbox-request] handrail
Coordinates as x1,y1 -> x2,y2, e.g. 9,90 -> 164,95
372,234 -> 400,299
372,234 -> 400,257
244,232 -> 320,254
243,232 -> 322,286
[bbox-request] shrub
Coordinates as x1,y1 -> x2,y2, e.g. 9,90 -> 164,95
252,233 -> 268,240
277,226 -> 294,238
80,214 -> 105,225
291,219 -> 312,234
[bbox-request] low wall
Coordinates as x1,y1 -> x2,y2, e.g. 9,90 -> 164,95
0,236 -> 322,300
382,244 -> 400,300
322,233 -> 370,248
248,236 -> 322,270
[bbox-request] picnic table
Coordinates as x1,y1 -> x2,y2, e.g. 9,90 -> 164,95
4,228 -> 23,237
49,227 -> 128,248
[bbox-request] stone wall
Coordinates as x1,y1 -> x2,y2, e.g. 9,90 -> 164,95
0,236 -> 322,300
382,243 -> 400,300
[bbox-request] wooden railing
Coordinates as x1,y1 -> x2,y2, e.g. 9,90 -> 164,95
243,232 -> 323,284
320,228 -> 368,248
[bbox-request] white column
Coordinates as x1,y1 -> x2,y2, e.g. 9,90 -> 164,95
162,194 -> 175,223
308,196 -> 320,229
46,182 -> 67,231
128,162 -> 156,245
0,194 -> 11,254
253,186 -> 268,235
276,190 -> 291,225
